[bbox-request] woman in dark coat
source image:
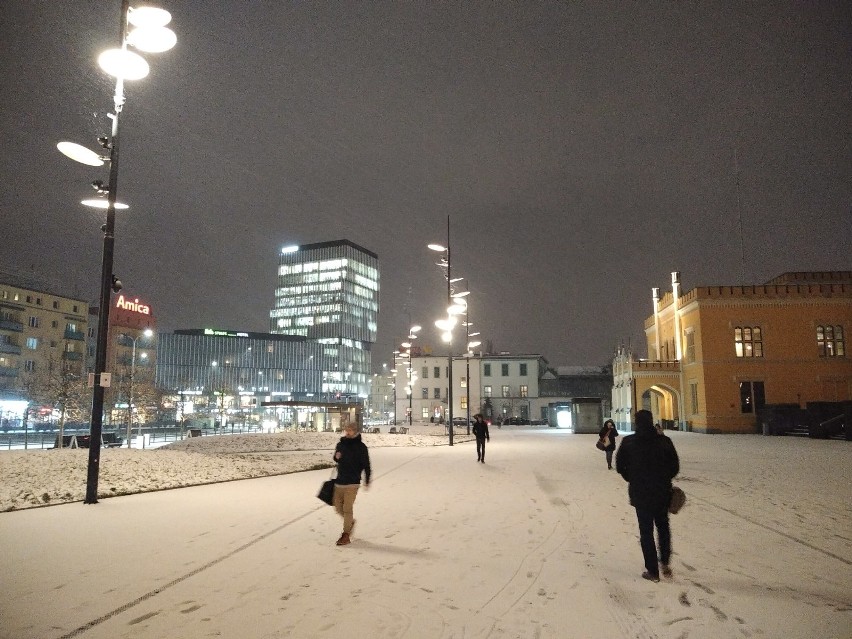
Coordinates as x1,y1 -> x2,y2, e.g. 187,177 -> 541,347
599,419 -> 619,469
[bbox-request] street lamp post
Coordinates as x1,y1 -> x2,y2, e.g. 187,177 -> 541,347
211,360 -> 225,432
396,350 -> 412,425
408,367 -> 414,426
463,319 -> 480,436
391,351 -> 400,425
59,2 -> 176,504
126,328 -> 153,448
400,325 -> 421,426
429,215 -> 457,445
390,368 -> 397,426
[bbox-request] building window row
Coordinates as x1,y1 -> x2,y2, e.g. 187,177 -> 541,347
483,362 -> 530,377
734,325 -> 845,358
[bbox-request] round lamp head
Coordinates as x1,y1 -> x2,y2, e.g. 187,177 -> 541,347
98,48 -> 149,80
128,26 -> 177,53
82,199 -> 129,210
128,6 -> 172,27
57,142 -> 104,166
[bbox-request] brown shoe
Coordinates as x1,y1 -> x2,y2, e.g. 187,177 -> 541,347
661,564 -> 673,578
336,533 -> 350,546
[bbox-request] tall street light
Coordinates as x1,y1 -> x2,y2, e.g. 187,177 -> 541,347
395,350 -> 409,423
429,221 -> 472,445
391,350 -> 401,425
125,328 -> 153,448
464,320 -> 481,436
59,2 -> 176,504
389,366 -> 397,426
429,216 -> 455,445
400,324 -> 421,425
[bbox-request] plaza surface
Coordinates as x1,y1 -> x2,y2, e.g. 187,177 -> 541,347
1,429 -> 849,639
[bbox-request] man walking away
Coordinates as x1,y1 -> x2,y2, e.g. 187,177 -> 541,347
472,414 -> 490,463
615,409 -> 680,582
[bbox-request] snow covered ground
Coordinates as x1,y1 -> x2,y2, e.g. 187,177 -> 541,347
0,424 -> 470,511
0,428 -> 849,639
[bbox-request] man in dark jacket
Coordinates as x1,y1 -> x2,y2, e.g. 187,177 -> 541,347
472,414 -> 490,463
332,420 -> 371,546
615,409 -> 680,582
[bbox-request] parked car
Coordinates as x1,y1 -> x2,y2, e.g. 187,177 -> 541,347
451,416 -> 470,426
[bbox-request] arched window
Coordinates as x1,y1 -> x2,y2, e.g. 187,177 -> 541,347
817,325 -> 845,357
734,326 -> 763,357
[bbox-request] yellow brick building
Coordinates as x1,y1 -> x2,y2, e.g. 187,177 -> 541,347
0,278 -> 90,424
612,271 -> 851,434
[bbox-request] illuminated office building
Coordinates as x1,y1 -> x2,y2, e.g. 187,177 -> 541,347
269,240 -> 380,399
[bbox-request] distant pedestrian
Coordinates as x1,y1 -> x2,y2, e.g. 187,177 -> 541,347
332,418 -> 371,546
472,414 -> 490,463
599,419 -> 619,469
615,409 -> 680,582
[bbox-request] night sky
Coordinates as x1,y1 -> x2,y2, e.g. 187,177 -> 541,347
2,2 -> 850,369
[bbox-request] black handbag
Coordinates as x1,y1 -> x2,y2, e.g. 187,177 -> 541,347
595,439 -> 606,451
317,472 -> 336,505
669,486 -> 686,514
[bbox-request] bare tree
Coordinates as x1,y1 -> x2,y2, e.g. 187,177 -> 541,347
19,349 -> 90,448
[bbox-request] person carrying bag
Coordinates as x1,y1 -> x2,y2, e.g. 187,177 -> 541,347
317,469 -> 336,505
598,419 -> 619,469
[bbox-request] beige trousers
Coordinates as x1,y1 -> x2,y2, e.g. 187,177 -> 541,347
332,484 -> 360,534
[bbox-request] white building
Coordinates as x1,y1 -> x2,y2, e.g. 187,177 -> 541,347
394,353 -> 545,424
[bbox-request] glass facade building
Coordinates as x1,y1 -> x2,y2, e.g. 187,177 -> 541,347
153,241 -> 379,429
270,240 -> 379,343
155,328 -> 374,402
269,240 -> 379,398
